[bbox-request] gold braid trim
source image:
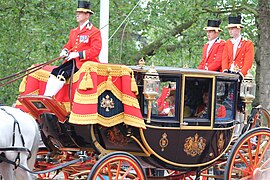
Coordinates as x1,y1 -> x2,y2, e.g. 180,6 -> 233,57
30,89 -> 39,95
26,62 -> 134,84
122,94 -> 140,108
98,82 -> 122,98
15,100 -> 22,106
73,90 -> 98,104
123,114 -> 146,129
19,76 -> 27,93
62,102 -> 71,112
97,82 -> 139,108
131,71 -> 138,95
69,112 -> 145,128
79,61 -> 131,77
19,65 -> 41,92
29,68 -> 50,82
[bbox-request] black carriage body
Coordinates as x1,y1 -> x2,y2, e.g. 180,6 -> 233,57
39,113 -> 94,149
129,66 -> 239,170
18,65 -> 240,171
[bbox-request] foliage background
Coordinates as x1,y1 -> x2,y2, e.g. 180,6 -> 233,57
0,0 -> 264,106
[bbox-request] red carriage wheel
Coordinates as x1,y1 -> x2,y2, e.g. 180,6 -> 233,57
88,151 -> 146,180
225,128 -> 270,179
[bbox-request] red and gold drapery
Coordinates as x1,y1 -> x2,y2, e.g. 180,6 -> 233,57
16,61 -> 145,129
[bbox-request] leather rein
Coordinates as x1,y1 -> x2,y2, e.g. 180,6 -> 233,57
0,56 -> 64,88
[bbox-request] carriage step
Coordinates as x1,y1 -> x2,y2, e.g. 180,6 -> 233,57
18,95 -> 69,123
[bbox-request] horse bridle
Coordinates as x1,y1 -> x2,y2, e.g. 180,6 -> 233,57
0,107 -> 32,168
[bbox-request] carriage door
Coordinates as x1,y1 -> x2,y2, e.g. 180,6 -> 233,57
180,75 -> 215,129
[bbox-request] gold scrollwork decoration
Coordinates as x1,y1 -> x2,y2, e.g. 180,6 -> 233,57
159,133 -> 168,151
100,95 -> 115,112
184,133 -> 206,157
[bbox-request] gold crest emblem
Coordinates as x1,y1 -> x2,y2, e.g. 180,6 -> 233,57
184,133 -> 206,157
159,133 -> 168,151
100,95 -> 115,112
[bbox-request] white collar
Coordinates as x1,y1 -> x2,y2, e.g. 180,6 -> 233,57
80,20 -> 89,30
231,35 -> 242,44
208,37 -> 218,45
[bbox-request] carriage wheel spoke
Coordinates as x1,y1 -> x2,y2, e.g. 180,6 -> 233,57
115,160 -> 122,179
97,173 -> 105,180
238,150 -> 250,169
248,140 -> 254,168
256,136 -> 270,168
121,166 -> 133,179
107,163 -> 113,179
253,135 -> 262,167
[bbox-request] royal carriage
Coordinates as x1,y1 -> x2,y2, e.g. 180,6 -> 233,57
12,59 -> 270,179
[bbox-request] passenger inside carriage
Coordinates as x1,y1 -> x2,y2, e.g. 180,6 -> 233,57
157,86 -> 176,116
215,81 -> 236,120
194,91 -> 226,118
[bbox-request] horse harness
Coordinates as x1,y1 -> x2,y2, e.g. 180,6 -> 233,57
0,107 -> 31,169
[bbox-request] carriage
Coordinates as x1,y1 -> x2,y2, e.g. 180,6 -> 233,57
7,59 -> 270,179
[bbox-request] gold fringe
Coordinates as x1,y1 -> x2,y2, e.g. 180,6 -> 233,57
19,76 -> 27,93
131,71 -> 138,95
79,66 -> 93,90
69,112 -> 145,129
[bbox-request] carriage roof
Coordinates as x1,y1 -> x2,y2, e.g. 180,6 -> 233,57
129,65 -> 239,78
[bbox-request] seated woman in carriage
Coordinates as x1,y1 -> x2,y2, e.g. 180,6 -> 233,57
194,90 -> 226,118
157,84 -> 191,117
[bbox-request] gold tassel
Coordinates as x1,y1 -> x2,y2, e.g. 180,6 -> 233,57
79,67 -> 93,90
106,75 -> 113,90
86,73 -> 93,89
106,68 -> 113,90
131,72 -> 138,95
19,76 -> 27,93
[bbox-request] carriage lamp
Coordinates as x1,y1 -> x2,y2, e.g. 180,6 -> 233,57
143,65 -> 160,123
240,72 -> 256,104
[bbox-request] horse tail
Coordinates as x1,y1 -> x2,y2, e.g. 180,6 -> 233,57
27,118 -> 40,170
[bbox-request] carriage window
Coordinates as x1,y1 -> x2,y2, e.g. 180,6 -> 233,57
144,77 -> 178,118
215,81 -> 236,120
183,76 -> 213,125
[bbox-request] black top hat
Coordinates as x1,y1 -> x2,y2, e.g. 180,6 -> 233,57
76,1 -> 94,14
227,15 -> 243,28
203,20 -> 222,32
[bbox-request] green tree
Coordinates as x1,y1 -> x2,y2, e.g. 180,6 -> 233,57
0,0 -> 268,111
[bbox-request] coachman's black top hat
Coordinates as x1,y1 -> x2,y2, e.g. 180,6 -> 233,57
203,20 -> 222,32
227,15 -> 244,28
76,1 -> 94,14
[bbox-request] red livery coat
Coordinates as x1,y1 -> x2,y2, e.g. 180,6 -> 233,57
222,38 -> 254,76
198,39 -> 225,71
63,23 -> 102,68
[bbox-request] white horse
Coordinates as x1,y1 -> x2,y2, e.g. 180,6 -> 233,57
0,106 -> 40,180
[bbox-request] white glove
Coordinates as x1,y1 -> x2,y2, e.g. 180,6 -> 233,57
66,52 -> 79,61
60,49 -> 69,57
